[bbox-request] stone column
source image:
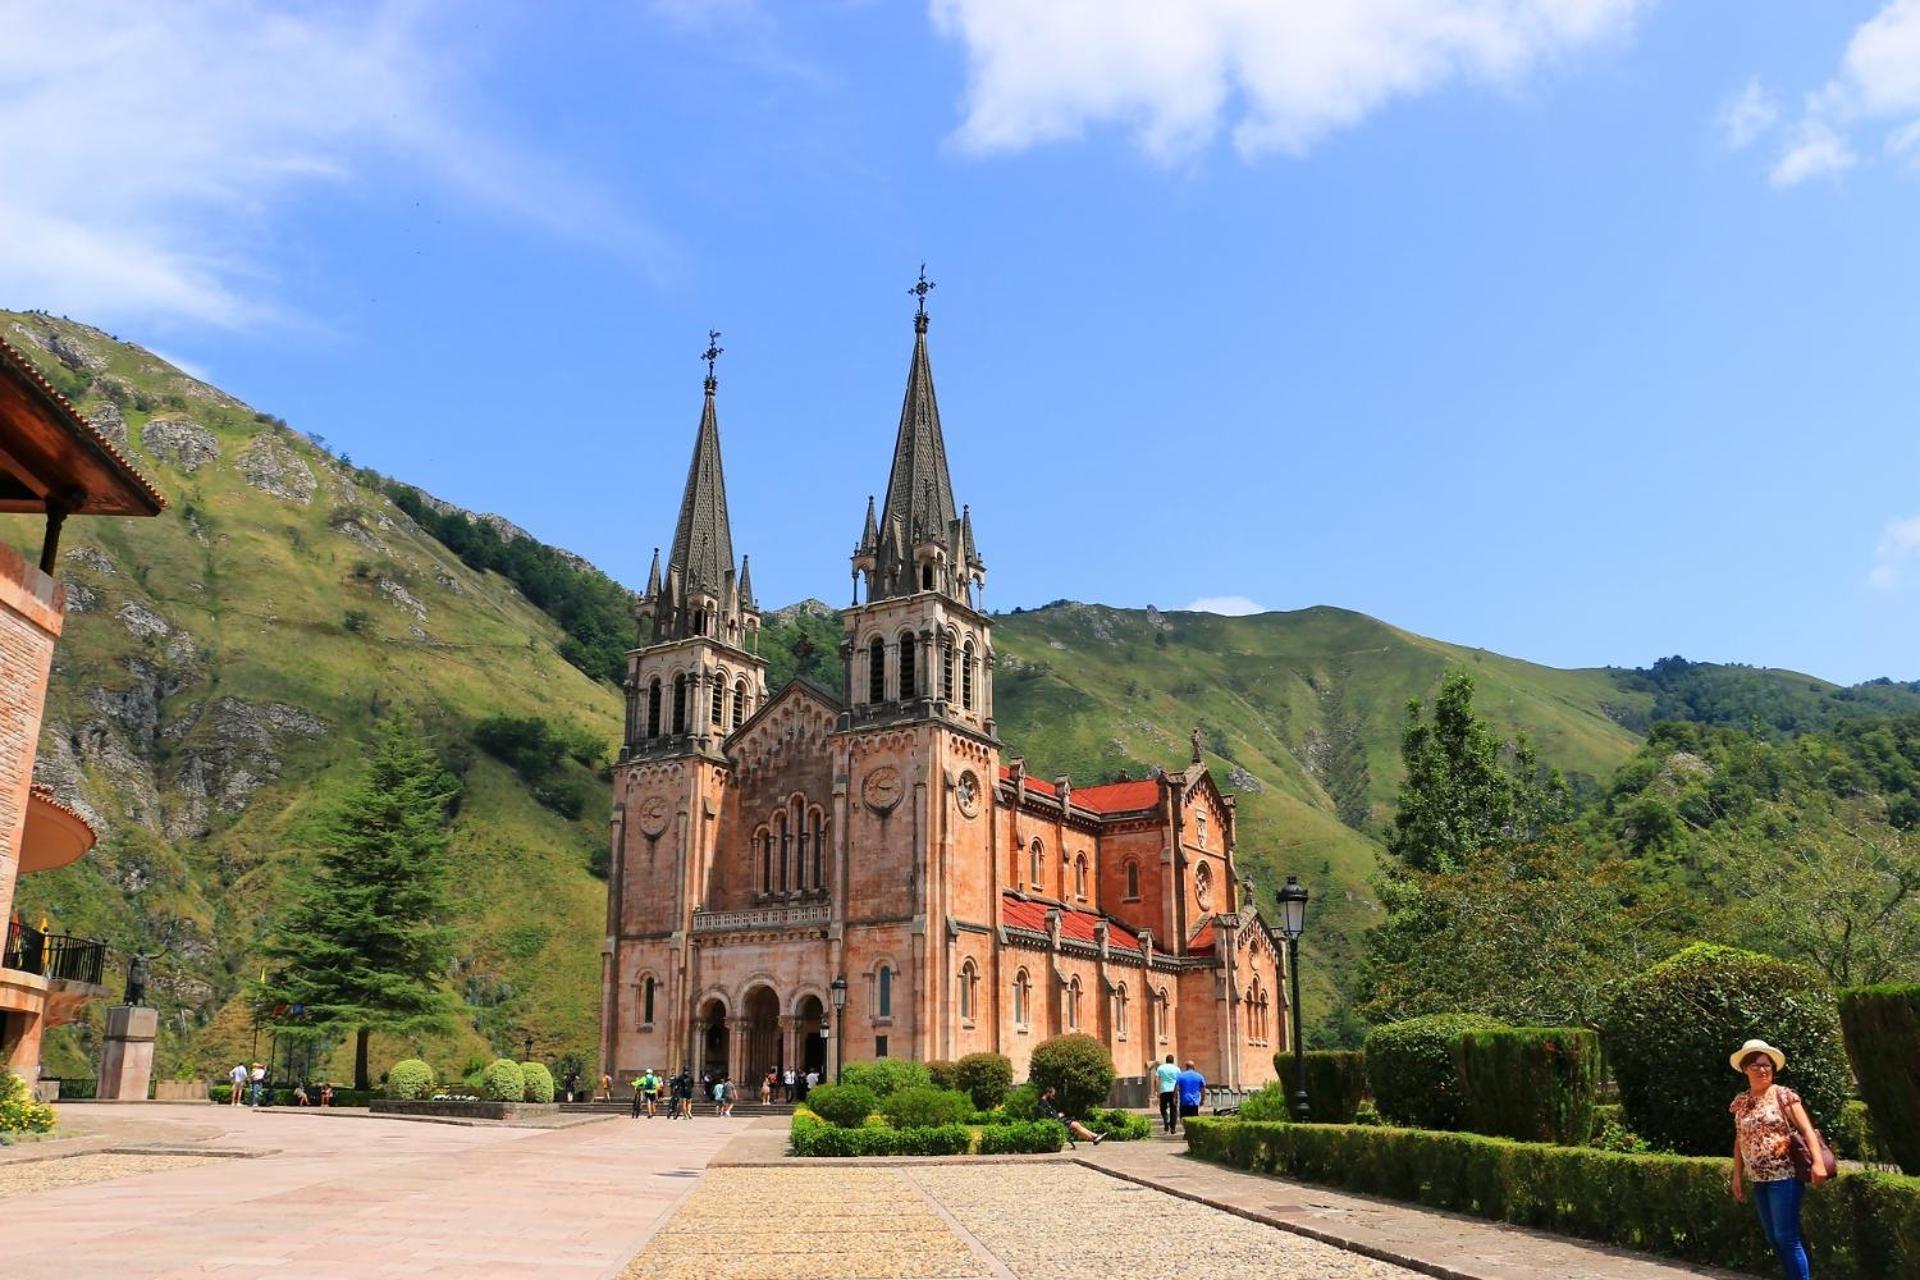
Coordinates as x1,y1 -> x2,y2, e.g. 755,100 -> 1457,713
96,1005 -> 157,1101
728,1015 -> 750,1086
779,1015 -> 796,1077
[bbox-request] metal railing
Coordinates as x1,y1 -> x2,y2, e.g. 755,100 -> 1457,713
4,920 -> 107,985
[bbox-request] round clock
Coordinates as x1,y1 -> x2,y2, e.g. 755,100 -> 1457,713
636,794 -> 671,837
862,766 -> 904,813
955,769 -> 981,818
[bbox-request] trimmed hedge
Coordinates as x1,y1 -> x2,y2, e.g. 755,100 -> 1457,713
805,1084 -> 877,1129
1607,943 -> 1849,1156
1456,1027 -> 1600,1145
839,1060 -> 932,1098
977,1119 -> 1067,1154
520,1062 -> 555,1104
1838,983 -> 1920,1175
1366,1013 -> 1505,1130
1027,1033 -> 1115,1119
789,1111 -> 971,1157
1186,1118 -> 1920,1279
480,1059 -> 525,1103
1086,1108 -> 1152,1141
1834,1101 -> 1893,1167
955,1053 -> 1014,1110
1269,1049 -> 1368,1124
881,1086 -> 974,1130
389,1059 -> 436,1101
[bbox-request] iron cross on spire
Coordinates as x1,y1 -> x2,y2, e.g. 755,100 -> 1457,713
702,330 -> 724,379
909,264 -> 936,317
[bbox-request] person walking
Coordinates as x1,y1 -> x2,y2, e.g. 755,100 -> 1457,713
1175,1059 -> 1206,1133
248,1061 -> 266,1108
1153,1055 -> 1180,1134
1036,1086 -> 1104,1149
631,1069 -> 657,1119
782,1067 -> 796,1102
710,1074 -> 728,1116
1730,1039 -> 1829,1280
803,1068 -> 818,1101
598,1070 -> 613,1102
674,1069 -> 694,1120
760,1069 -> 773,1105
228,1062 -> 248,1107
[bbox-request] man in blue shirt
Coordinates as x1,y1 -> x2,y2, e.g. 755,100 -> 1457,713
1175,1060 -> 1206,1132
1153,1055 -> 1181,1134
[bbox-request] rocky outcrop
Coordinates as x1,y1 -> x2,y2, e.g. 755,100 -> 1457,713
143,416 -> 221,472
117,602 -> 172,641
161,697 -> 329,840
48,330 -> 109,373
237,435 -> 317,503
62,581 -> 100,613
65,545 -> 117,576
378,577 -> 426,619
84,398 -> 128,448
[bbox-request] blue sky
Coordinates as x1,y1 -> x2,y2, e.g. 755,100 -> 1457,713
4,1 -> 1918,683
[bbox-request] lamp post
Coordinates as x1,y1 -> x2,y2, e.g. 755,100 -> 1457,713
1276,874 -> 1310,1123
524,1032 -> 535,1063
829,976 -> 848,1084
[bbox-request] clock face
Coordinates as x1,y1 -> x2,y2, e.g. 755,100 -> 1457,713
955,770 -> 981,818
637,795 -> 671,837
862,766 -> 904,813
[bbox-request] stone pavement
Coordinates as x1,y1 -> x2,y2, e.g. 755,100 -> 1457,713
2,1103 -> 751,1279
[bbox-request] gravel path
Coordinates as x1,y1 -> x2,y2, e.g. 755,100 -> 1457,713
0,1153 -> 212,1200
913,1164 -> 1423,1279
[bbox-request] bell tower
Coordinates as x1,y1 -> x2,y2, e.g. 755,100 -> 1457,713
843,269 -> 993,737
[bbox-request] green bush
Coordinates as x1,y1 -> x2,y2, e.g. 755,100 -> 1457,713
1237,1081 -> 1292,1122
1027,1033 -> 1115,1119
805,1083 -> 878,1129
389,1059 -> 436,1101
955,1052 -> 1014,1110
840,1060 -> 932,1098
1086,1108 -> 1153,1141
926,1060 -> 959,1092
1839,984 -> 1920,1175
1366,1013 -> 1505,1130
1606,943 -> 1850,1156
789,1112 -> 972,1157
977,1120 -> 1068,1155
1186,1118 -> 1920,1280
881,1086 -> 974,1129
1001,1083 -> 1041,1121
1833,1100 -> 1894,1168
520,1062 -> 555,1104
1456,1027 -> 1601,1145
1273,1049 -> 1368,1123
0,1070 -> 55,1135
480,1059 -> 525,1103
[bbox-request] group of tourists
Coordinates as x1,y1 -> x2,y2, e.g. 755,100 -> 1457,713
1152,1055 -> 1207,1134
759,1067 -> 818,1103
226,1061 -> 332,1108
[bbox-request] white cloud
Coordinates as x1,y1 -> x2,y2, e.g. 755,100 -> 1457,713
1182,595 -> 1267,615
928,0 -> 1649,161
0,2 -> 663,329
1762,0 -> 1920,185
1869,516 -> 1920,590
1717,77 -> 1778,150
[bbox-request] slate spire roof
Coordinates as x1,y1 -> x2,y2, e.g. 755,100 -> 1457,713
667,375 -> 735,601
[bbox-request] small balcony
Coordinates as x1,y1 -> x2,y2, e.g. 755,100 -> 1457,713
691,902 -> 832,936
4,920 -> 108,987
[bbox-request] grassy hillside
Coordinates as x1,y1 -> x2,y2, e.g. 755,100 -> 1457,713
5,311 -> 622,1082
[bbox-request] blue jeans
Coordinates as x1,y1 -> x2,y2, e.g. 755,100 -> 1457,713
1751,1177 -> 1810,1280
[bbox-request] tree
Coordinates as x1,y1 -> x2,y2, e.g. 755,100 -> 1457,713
258,715 -> 459,1090
1735,805 -> 1920,986
1388,671 -> 1566,873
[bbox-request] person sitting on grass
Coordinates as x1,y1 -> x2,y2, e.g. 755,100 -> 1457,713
1036,1086 -> 1104,1149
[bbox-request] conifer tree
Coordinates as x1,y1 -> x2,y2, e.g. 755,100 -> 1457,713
259,715 -> 458,1090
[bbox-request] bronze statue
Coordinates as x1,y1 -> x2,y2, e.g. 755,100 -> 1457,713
124,948 -> 160,1006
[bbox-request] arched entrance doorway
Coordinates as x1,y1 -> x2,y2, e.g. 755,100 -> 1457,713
695,997 -> 728,1087
743,985 -> 781,1086
797,994 -> 826,1080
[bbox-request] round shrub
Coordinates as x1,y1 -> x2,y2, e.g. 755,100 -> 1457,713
1001,1082 -> 1041,1121
480,1058 -> 526,1103
926,1059 -> 960,1092
1366,1012 -> 1506,1131
1605,942 -> 1850,1156
880,1086 -> 973,1129
388,1058 -> 436,1101
955,1052 -> 1014,1110
0,1070 -> 55,1135
1028,1033 -> 1115,1119
520,1062 -> 554,1104
840,1060 -> 932,1098
806,1083 -> 878,1129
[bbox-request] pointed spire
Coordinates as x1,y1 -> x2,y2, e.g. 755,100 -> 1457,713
860,494 -> 879,550
645,546 -> 662,597
666,344 -> 736,605
737,555 -> 755,609
880,305 -> 957,548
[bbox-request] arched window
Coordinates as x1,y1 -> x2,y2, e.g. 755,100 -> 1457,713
711,673 -> 724,725
1029,839 -> 1044,888
757,827 -> 772,894
809,809 -> 826,891
1066,975 -> 1082,1030
877,964 -> 893,1018
777,811 -> 790,893
1154,988 -> 1170,1043
868,635 -> 887,703
646,678 -> 661,738
692,608 -> 705,636
640,975 -> 656,1028
1013,969 -> 1031,1026
1073,854 -> 1088,900
942,630 -> 956,701
789,797 -> 805,890
921,562 -> 934,590
1124,860 -> 1140,900
732,679 -> 747,728
1114,983 -> 1130,1041
671,674 -> 687,734
1195,861 -> 1213,910
961,639 -> 975,709
958,960 -> 977,1021
897,631 -> 916,699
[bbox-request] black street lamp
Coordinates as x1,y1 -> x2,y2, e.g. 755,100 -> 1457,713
1276,874 -> 1310,1123
524,1032 -> 535,1063
829,976 -> 848,1084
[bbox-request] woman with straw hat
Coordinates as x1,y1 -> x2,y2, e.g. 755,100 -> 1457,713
1729,1038 -> 1827,1280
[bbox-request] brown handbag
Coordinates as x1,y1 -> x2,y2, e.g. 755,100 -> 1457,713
1782,1091 -> 1838,1183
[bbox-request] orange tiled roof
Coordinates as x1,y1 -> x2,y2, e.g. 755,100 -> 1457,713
1187,919 -> 1217,956
997,767 -> 1161,814
1001,891 -> 1142,950
0,333 -> 166,512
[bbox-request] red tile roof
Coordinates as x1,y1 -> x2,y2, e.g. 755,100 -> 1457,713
1074,779 -> 1162,813
1187,919 -> 1217,956
997,765 -> 1056,795
1002,892 -> 1143,951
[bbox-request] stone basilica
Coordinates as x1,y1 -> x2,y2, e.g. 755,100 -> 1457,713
600,297 -> 1285,1095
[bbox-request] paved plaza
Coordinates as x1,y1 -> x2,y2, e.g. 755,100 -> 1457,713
0,1107 -> 1746,1280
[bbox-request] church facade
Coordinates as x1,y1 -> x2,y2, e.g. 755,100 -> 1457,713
599,302 -> 1285,1095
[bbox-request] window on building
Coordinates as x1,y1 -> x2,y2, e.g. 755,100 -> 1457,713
1029,839 -> 1043,888
671,674 -> 687,734
1013,969 -> 1031,1027
1114,984 -> 1129,1040
733,679 -> 747,728
1073,854 -> 1088,900
777,812 -> 790,893
1195,861 -> 1213,910
868,636 -> 887,702
758,829 -> 772,894
877,964 -> 894,1018
692,608 -> 705,636
1154,988 -> 1170,1042
942,631 -> 955,701
811,812 -> 827,891
961,639 -> 975,710
875,1034 -> 889,1059
958,960 -> 977,1021
1196,812 -> 1208,847
641,976 -> 656,1028
646,678 -> 661,738
1124,860 -> 1140,900
898,631 -> 916,699
922,562 -> 934,590
1066,976 -> 1081,1030
711,675 -> 724,725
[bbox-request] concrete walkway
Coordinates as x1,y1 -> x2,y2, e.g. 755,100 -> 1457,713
3,1104 -> 752,1279
1090,1138 -> 1752,1280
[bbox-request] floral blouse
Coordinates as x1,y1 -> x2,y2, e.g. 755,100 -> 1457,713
1731,1085 -> 1800,1183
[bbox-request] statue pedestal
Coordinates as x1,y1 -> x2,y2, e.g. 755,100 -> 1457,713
96,1005 -> 157,1100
